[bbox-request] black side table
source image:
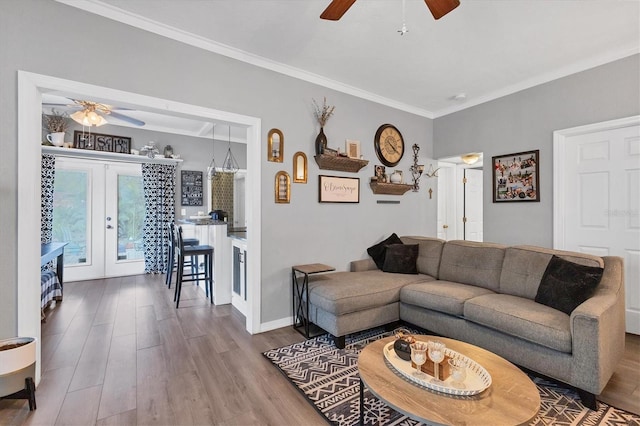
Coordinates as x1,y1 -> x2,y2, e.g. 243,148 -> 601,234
292,263 -> 335,339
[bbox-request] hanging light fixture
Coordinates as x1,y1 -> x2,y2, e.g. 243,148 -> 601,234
222,125 -> 239,173
207,124 -> 218,179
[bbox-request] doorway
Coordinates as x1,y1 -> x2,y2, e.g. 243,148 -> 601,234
18,71 -> 263,385
554,116 -> 640,334
53,158 -> 145,281
437,154 -> 484,241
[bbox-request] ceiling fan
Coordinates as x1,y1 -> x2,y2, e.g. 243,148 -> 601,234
320,0 -> 460,21
42,98 -> 145,127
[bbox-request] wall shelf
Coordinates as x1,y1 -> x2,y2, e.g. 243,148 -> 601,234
41,145 -> 183,165
314,154 -> 368,173
369,181 -> 413,195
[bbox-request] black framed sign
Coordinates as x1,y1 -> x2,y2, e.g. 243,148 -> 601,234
181,170 -> 203,206
492,150 -> 540,202
73,131 -> 131,154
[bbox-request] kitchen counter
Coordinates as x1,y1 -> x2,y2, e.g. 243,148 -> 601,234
179,218 -> 228,226
228,230 -> 247,241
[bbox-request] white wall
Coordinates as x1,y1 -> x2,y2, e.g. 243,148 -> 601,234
0,0 -> 435,337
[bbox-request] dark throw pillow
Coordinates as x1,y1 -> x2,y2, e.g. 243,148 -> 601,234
534,255 -> 604,315
367,233 -> 403,270
382,244 -> 419,274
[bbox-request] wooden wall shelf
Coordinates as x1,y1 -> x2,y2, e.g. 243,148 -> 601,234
369,181 -> 413,195
314,154 -> 368,173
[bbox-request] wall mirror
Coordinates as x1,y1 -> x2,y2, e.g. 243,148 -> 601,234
268,128 -> 284,162
293,151 -> 308,183
275,171 -> 290,203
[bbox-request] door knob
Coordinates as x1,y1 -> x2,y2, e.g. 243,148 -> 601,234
443,225 -> 449,229
106,216 -> 112,221
106,224 -> 113,229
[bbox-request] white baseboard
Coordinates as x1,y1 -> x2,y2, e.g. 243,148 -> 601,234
259,316 -> 293,333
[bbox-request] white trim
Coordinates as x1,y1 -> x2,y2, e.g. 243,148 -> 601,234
55,0 -> 433,119
18,72 -> 264,386
56,0 -> 638,119
552,115 -> 640,250
42,146 -> 183,164
259,317 -> 294,334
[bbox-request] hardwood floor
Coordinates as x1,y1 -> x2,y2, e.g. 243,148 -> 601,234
0,274 -> 638,425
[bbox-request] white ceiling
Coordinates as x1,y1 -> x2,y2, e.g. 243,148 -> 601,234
54,0 -> 640,132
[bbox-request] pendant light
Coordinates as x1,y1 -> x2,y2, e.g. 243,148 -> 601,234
207,124 -> 219,179
222,125 -> 239,173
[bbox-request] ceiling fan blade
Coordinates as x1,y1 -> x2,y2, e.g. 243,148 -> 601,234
42,103 -> 81,109
108,111 -> 146,127
424,0 -> 460,20
320,0 -> 357,20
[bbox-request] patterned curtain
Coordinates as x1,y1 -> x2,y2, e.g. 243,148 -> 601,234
141,163 -> 176,273
41,154 -> 56,271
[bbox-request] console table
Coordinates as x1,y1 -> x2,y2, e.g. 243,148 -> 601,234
41,242 -> 68,290
291,263 -> 335,338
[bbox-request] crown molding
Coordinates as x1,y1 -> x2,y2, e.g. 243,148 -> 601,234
55,0 -> 434,119
433,45 -> 640,118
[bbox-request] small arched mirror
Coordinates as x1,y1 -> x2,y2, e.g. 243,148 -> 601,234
275,171 -> 290,203
268,128 -> 284,163
293,151 -> 308,184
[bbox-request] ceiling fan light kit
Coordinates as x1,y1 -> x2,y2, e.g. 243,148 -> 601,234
70,109 -> 107,127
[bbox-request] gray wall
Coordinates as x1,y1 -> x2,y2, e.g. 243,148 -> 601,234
0,0 -> 434,337
434,54 -> 640,247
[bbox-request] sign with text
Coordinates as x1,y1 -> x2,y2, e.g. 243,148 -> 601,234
318,175 -> 360,203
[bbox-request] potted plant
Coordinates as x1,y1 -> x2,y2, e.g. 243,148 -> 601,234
42,110 -> 69,146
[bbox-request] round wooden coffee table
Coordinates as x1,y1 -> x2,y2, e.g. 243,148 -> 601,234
358,335 -> 540,425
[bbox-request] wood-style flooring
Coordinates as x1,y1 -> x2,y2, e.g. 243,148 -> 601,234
0,273 -> 638,425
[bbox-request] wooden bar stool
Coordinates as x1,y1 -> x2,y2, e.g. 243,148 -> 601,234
166,222 -> 199,288
174,225 -> 214,308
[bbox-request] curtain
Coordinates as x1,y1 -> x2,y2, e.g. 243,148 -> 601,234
41,153 -> 56,272
141,163 -> 176,274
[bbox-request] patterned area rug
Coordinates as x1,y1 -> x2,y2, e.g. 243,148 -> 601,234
263,328 -> 640,426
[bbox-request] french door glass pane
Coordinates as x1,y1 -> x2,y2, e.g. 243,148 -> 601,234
117,175 -> 145,260
52,170 -> 88,265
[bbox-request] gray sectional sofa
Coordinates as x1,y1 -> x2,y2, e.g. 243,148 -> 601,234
306,236 -> 625,409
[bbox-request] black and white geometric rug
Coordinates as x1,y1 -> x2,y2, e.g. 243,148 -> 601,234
263,328 -> 640,426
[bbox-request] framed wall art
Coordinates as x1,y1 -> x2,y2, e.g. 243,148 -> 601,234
275,171 -> 291,203
318,175 -> 360,203
268,128 -> 284,162
292,151 -> 307,183
181,170 -> 204,206
73,131 -> 131,153
492,150 -> 539,202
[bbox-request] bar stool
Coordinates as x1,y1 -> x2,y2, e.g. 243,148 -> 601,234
166,222 -> 199,288
174,225 -> 214,308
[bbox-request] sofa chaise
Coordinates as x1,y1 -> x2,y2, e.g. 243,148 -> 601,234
305,236 -> 625,409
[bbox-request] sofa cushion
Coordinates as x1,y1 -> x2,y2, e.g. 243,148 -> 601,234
401,281 -> 495,316
382,244 -> 418,274
400,236 -> 445,278
308,270 -> 432,315
464,294 -> 572,353
438,240 -> 506,291
535,255 -> 604,315
367,233 -> 403,269
500,245 -> 604,300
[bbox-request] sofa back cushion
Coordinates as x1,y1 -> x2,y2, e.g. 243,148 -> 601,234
438,240 -> 506,291
400,236 -> 445,278
500,245 -> 604,299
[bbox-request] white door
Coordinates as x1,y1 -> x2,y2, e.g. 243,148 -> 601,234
464,168 -> 484,242
555,119 -> 640,334
53,158 -> 145,281
437,162 -> 456,240
231,240 -> 247,315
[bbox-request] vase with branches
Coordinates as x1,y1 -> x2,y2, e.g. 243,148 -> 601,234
42,110 -> 69,146
312,97 -> 335,155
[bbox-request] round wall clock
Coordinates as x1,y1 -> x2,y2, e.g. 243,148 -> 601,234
374,124 -> 405,167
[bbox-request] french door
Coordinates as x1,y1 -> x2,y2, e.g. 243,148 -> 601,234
52,157 -> 145,281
